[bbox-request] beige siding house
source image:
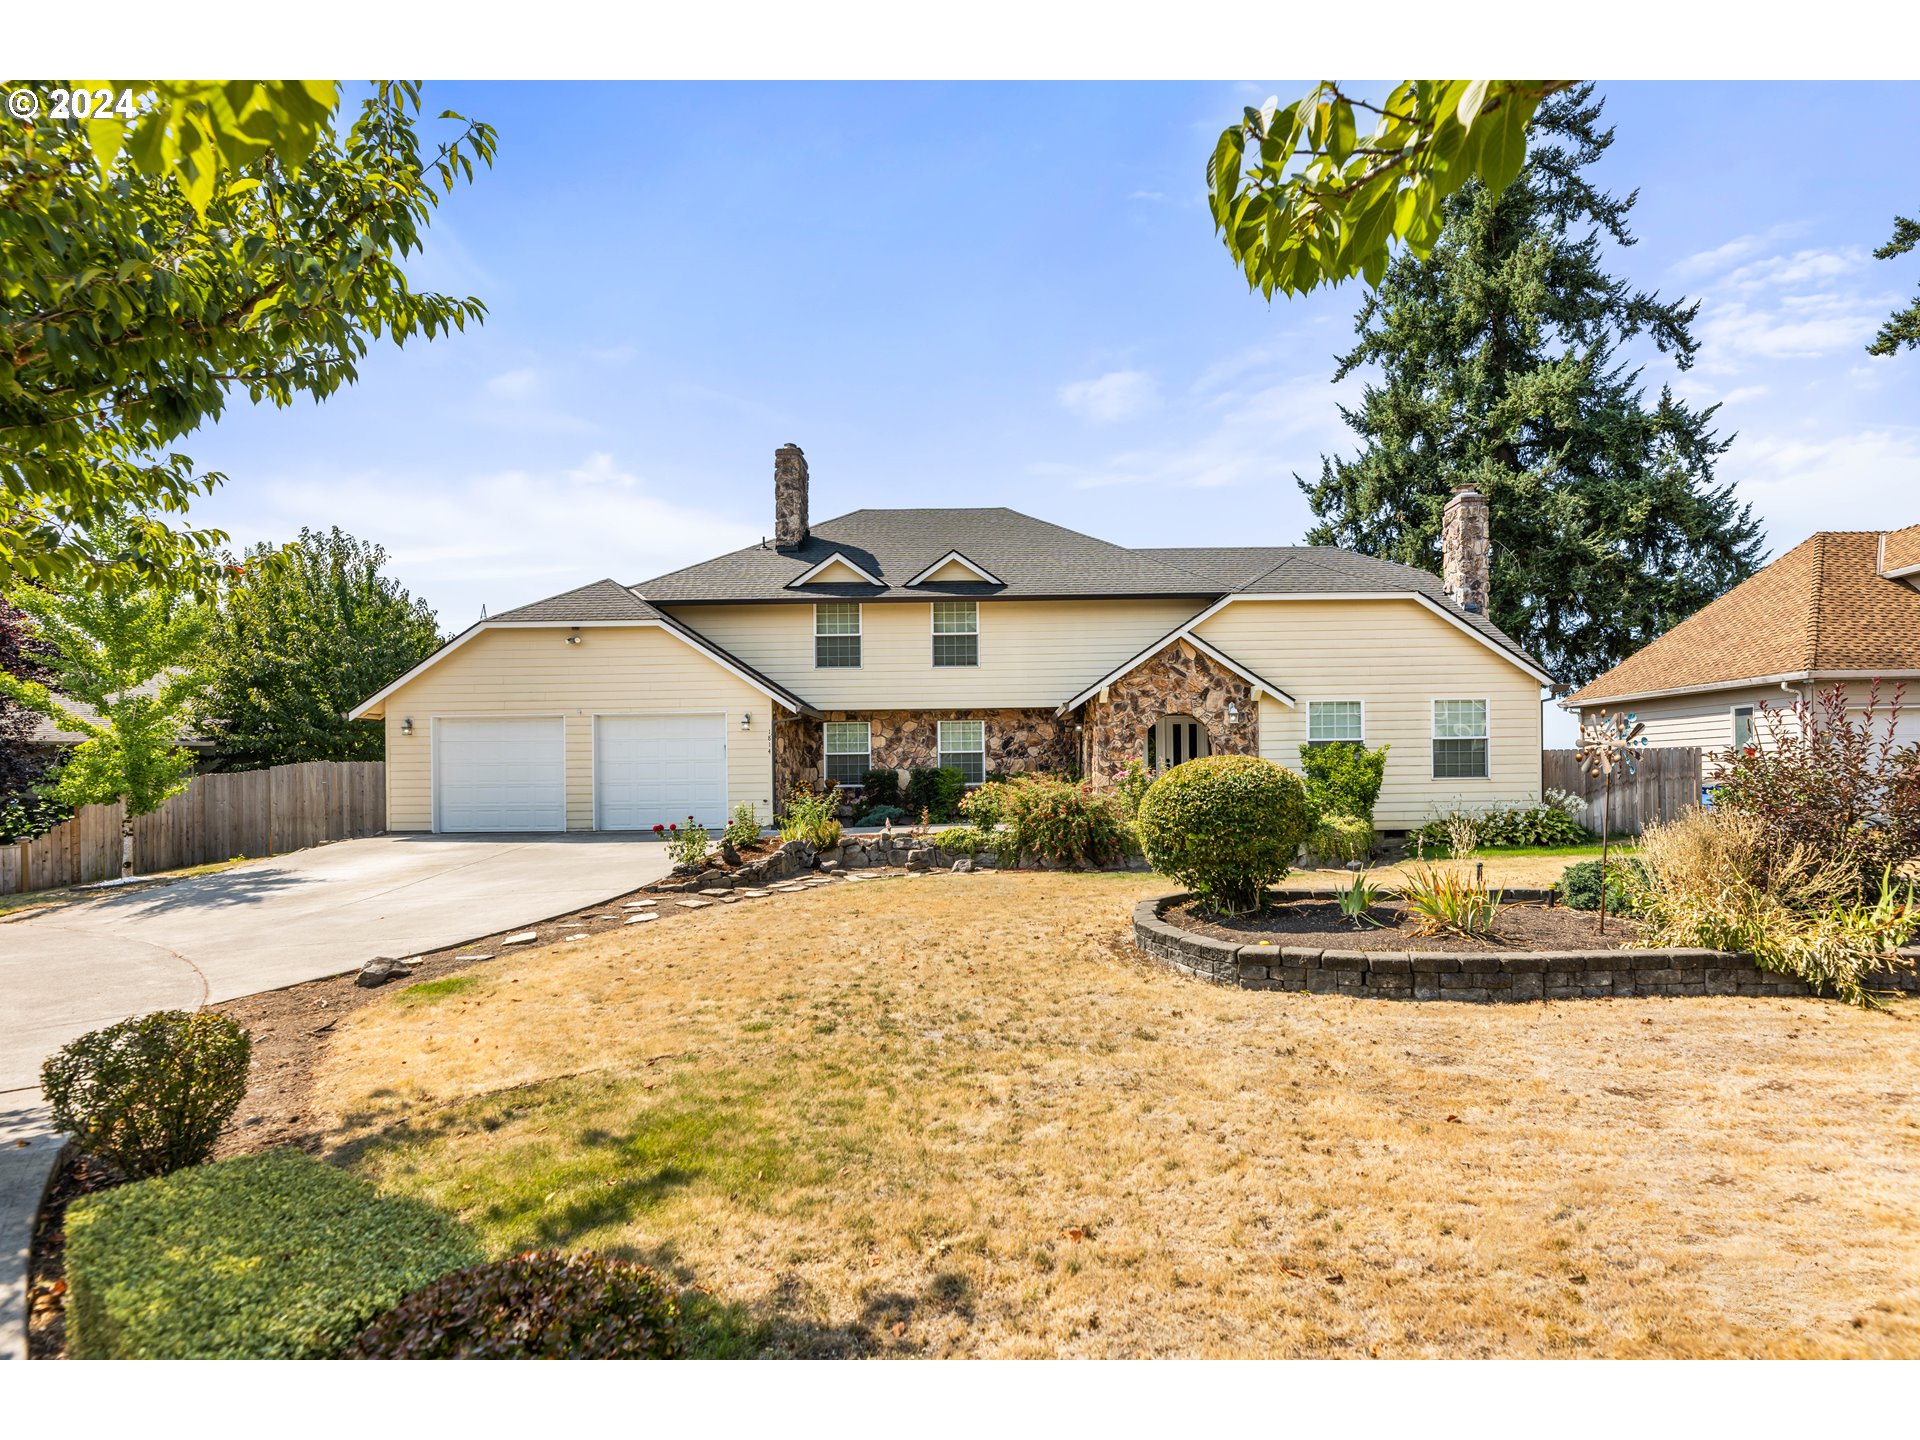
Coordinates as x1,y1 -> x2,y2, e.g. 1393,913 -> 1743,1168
1565,526 -> 1920,770
352,447 -> 1552,833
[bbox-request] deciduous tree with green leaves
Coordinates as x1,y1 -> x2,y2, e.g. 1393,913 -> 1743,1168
1,535 -> 211,875
1208,80 -> 1576,296
1297,87 -> 1765,688
2,80 -> 494,588
200,527 -> 441,768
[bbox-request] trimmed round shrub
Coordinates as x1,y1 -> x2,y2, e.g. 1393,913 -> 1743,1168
42,1009 -> 251,1179
1137,755 -> 1313,913
1308,812 -> 1375,865
65,1149 -> 482,1359
1559,857 -> 1647,912
348,1250 -> 683,1359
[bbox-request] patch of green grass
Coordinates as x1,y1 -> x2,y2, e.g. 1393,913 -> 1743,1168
398,975 -> 482,1004
1467,842 -> 1641,859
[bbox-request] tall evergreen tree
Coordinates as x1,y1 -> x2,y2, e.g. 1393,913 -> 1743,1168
1299,85 -> 1764,687
200,527 -> 442,768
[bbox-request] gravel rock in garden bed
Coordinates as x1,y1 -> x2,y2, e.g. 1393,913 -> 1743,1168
1166,897 -> 1642,952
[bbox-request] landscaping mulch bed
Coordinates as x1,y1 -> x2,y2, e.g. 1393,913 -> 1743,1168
1168,896 -> 1641,952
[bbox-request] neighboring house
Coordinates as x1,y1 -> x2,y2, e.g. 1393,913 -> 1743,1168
1564,526 -> 1920,763
24,673 -> 215,759
350,447 -> 1552,834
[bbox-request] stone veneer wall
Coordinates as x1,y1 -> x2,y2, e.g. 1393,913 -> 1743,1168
772,714 -> 823,810
1132,894 -> 1920,1001
1081,639 -> 1258,785
818,708 -> 1079,776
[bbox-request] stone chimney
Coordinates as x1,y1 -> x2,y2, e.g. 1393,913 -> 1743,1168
1441,483 -> 1491,614
774,443 -> 809,550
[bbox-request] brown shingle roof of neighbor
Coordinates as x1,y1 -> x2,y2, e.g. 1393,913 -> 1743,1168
632,510 -> 1546,674
1567,530 -> 1920,706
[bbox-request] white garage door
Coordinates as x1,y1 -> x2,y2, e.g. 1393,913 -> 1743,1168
596,714 -> 727,831
434,717 -> 566,832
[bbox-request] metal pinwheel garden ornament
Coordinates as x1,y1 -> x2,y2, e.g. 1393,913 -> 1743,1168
1574,709 -> 1649,933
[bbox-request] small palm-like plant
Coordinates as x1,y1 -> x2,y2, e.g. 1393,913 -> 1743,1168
1335,869 -> 1392,928
1401,863 -> 1502,939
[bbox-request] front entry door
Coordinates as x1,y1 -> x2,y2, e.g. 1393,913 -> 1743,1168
1148,714 -> 1211,774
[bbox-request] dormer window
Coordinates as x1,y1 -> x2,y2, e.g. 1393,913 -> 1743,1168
908,550 -> 1003,587
932,601 -> 978,667
788,552 -> 883,587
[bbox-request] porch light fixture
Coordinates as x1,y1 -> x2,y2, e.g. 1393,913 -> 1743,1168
565,632 -> 583,646
1226,701 -> 1240,725
401,717 -> 414,737
741,711 -> 752,730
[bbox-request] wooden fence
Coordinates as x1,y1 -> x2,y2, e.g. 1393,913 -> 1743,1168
0,761 -> 385,897
1541,747 -> 1702,836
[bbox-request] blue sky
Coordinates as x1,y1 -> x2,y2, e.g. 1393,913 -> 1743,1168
189,80 -> 1920,741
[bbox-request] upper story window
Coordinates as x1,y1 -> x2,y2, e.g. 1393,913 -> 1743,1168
1432,699 -> 1489,779
814,602 -> 861,668
1732,705 -> 1755,750
1307,700 -> 1364,747
931,601 -> 979,667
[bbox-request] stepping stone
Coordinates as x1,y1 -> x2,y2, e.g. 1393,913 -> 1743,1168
698,887 -> 735,897
624,900 -> 658,909
676,898 -> 714,909
770,884 -> 805,893
741,889 -> 771,898
501,932 -> 537,946
453,953 -> 492,962
626,913 -> 660,925
562,933 -> 588,941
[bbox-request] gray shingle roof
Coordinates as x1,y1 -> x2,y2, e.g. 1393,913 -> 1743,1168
634,509 -> 1219,603
489,578 -> 666,623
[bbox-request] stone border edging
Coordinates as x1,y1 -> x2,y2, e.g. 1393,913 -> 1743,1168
1132,894 -> 1920,1001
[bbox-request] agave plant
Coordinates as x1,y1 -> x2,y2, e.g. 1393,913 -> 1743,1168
1401,863 -> 1502,939
1335,869 -> 1392,928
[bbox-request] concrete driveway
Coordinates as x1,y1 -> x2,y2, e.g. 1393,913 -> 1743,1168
0,832 -> 671,1094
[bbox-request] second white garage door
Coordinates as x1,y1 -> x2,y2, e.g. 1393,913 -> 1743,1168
595,713 -> 728,831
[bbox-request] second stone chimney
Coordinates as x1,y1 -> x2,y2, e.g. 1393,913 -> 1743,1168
1441,483 -> 1491,615
774,444 -> 809,550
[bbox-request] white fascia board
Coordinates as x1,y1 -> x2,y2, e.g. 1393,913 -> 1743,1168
348,619 -> 810,721
786,552 -> 884,587
1057,624 -> 1296,715
1558,672 -> 1816,711
907,550 -> 1004,586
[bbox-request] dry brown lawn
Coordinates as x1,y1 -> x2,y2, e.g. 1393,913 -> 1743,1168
312,870 -> 1920,1358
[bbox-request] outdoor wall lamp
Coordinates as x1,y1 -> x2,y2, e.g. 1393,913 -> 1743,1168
565,632 -> 583,646
740,711 -> 752,730
1225,701 -> 1241,725
401,717 -> 414,737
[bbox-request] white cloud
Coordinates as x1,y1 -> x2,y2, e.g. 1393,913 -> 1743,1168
1721,427 -> 1920,551
200,453 -> 761,630
484,367 -> 542,400
1057,369 -> 1162,424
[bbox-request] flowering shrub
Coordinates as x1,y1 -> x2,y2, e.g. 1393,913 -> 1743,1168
1411,793 -> 1593,855
1137,755 -> 1312,913
652,818 -> 711,870
1710,683 -> 1920,898
965,774 -> 1130,868
722,803 -> 761,849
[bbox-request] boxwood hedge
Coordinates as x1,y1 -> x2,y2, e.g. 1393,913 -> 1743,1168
1137,754 -> 1312,913
65,1148 -> 482,1359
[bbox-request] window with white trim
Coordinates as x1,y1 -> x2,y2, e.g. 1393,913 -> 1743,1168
823,721 -> 871,787
1307,700 -> 1364,747
937,719 -> 986,783
931,601 -> 979,667
814,602 -> 861,668
1732,705 -> 1754,750
1432,699 -> 1489,779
